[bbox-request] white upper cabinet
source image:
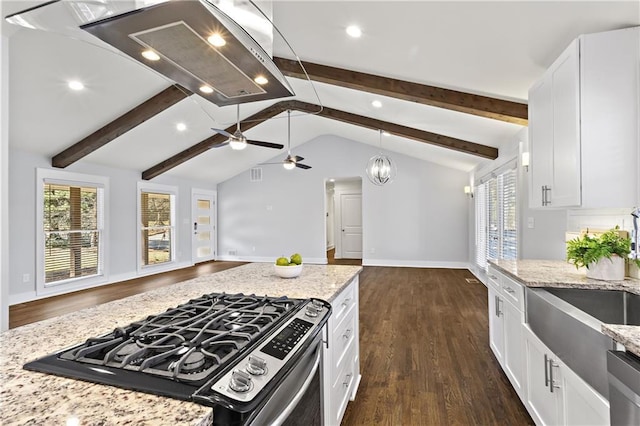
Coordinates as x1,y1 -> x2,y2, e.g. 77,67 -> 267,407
528,27 -> 640,209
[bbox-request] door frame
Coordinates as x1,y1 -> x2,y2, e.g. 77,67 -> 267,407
191,188 -> 217,264
326,178 -> 362,260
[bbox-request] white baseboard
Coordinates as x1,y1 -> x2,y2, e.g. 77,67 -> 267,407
362,259 -> 471,269
9,260 -> 194,306
216,255 -> 328,264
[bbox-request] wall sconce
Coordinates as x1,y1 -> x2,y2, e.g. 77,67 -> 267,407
522,152 -> 530,172
464,185 -> 474,198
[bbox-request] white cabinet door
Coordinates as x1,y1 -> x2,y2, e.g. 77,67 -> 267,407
528,76 -> 554,209
549,39 -> 581,207
561,358 -> 610,426
503,299 -> 524,398
525,326 -> 563,426
488,288 -> 504,365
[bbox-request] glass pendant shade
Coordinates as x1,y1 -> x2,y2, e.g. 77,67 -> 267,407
366,154 -> 396,185
229,139 -> 247,150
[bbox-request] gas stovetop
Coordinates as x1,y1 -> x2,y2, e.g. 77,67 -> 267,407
23,293 -> 330,404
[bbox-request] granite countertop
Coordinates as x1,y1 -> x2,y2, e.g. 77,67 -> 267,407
0,263 -> 362,426
488,259 -> 640,358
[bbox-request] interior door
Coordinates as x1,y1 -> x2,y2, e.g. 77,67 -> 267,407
340,193 -> 362,259
192,191 -> 216,264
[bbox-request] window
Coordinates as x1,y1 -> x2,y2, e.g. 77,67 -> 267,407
475,164 -> 518,269
138,183 -> 176,269
37,169 -> 108,293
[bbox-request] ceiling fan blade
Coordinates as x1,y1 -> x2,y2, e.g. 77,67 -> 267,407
247,140 -> 285,150
293,155 -> 304,162
211,128 -> 233,138
211,141 -> 230,148
295,163 -> 312,170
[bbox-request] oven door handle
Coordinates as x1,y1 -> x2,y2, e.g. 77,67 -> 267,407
270,347 -> 322,426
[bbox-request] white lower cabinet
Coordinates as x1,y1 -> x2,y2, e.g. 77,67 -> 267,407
323,276 -> 360,425
523,325 -> 609,426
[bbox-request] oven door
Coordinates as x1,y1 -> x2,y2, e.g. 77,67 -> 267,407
246,332 -> 324,426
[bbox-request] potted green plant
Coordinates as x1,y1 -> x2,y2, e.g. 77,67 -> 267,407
566,227 -> 640,281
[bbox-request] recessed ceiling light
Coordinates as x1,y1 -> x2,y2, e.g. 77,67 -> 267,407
371,100 -> 382,108
176,122 -> 187,132
141,50 -> 160,61
207,33 -> 226,47
254,75 -> 268,85
199,85 -> 214,94
67,80 -> 84,91
346,25 -> 362,38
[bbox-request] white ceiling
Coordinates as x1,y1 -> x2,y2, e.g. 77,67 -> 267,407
3,1 -> 639,183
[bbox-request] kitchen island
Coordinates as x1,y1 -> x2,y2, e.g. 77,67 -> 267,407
0,263 -> 362,425
489,259 -> 640,357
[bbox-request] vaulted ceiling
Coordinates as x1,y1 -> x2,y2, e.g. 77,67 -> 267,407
3,1 -> 639,184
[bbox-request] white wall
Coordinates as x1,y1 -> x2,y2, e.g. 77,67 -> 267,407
1,31 -> 9,330
217,135 -> 470,268
8,148 -> 215,303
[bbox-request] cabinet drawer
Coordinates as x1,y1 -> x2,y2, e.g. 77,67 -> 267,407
331,307 -> 356,376
502,276 -> 524,312
332,280 -> 356,323
330,345 -> 357,425
487,267 -> 502,292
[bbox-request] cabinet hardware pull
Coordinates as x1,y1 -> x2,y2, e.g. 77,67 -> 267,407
495,295 -> 499,317
490,275 -> 498,280
544,354 -> 550,387
342,298 -> 351,308
549,359 -> 560,393
497,297 -> 502,317
541,186 -> 546,206
343,329 -> 352,339
504,286 -> 515,294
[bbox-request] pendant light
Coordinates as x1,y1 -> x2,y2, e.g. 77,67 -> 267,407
366,129 -> 396,185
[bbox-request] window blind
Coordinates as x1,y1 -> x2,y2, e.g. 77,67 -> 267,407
43,183 -> 102,284
475,164 -> 518,268
140,191 -> 174,266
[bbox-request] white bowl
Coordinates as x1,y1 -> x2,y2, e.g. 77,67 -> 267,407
274,263 -> 303,278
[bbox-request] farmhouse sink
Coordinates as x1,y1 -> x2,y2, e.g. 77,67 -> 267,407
525,287 -> 637,399
544,287 -> 640,325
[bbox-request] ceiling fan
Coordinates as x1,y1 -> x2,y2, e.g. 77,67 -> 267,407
260,110 -> 312,170
212,104 -> 284,151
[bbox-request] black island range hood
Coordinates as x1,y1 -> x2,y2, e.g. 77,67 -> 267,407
5,0 -> 295,106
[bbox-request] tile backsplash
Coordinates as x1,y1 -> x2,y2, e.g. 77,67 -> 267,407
567,208 -> 636,233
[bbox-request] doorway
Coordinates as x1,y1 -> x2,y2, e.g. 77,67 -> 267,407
325,178 -> 362,264
191,189 -> 216,264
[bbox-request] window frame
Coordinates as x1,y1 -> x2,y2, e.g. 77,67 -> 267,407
36,169 -> 109,296
137,182 -> 178,274
475,161 -> 518,270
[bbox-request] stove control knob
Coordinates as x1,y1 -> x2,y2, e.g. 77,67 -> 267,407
246,355 -> 267,376
312,299 -> 324,309
305,304 -> 319,318
229,370 -> 252,393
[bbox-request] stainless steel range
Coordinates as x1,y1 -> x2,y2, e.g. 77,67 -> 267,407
24,292 -> 331,425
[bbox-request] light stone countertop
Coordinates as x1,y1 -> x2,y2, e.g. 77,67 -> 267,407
488,259 -> 640,358
0,263 -> 362,426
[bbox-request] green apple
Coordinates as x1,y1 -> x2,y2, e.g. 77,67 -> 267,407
276,257 -> 289,266
290,253 -> 302,265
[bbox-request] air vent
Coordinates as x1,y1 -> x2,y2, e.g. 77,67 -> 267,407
250,168 -> 263,182
465,278 -> 480,284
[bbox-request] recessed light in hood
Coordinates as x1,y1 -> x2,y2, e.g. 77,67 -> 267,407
79,0 -> 294,106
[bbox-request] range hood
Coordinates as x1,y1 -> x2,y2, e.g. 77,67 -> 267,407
6,0 -> 295,106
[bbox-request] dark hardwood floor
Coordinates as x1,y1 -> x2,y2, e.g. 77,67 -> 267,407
10,263 -> 531,424
342,267 -> 533,425
9,261 -> 246,329
327,248 -> 362,265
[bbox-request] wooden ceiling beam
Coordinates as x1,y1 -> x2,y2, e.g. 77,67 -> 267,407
273,57 -> 528,126
289,101 -> 498,160
51,85 -> 191,168
141,101 -> 291,180
143,99 -> 497,180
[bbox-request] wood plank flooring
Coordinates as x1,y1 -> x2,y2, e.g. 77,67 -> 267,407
9,261 -> 245,329
342,267 -> 533,425
9,264 -> 531,425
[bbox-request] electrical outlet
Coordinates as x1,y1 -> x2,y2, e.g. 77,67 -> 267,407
229,250 -> 237,256
527,217 -> 535,229
22,273 -> 30,283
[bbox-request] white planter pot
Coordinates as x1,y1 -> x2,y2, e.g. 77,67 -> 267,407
586,256 -> 625,281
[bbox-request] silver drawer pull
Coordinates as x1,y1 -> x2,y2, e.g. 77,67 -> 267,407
341,298 -> 352,307
343,373 -> 352,387
490,275 -> 498,280
343,328 -> 352,340
504,286 -> 515,294
549,359 -> 560,393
